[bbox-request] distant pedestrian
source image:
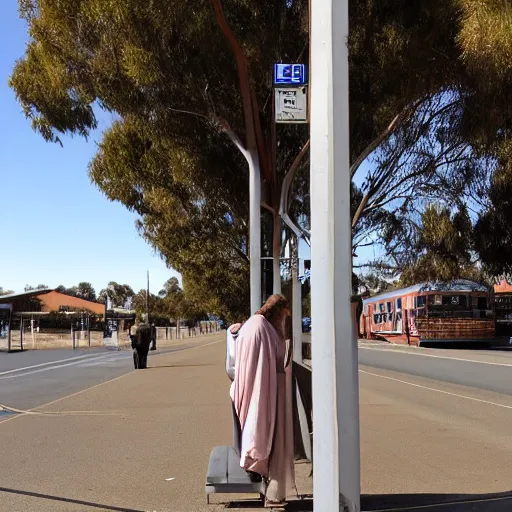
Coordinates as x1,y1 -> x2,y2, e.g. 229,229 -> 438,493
150,323 -> 157,351
131,318 -> 151,369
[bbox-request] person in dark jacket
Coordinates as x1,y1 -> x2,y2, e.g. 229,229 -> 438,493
150,323 -> 157,351
131,319 -> 151,369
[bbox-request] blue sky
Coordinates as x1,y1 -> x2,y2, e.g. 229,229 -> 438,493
0,1 -> 178,295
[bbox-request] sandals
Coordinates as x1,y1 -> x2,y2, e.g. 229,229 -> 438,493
264,500 -> 287,509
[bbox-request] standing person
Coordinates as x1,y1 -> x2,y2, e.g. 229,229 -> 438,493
150,322 -> 157,351
230,294 -> 295,507
131,317 -> 151,369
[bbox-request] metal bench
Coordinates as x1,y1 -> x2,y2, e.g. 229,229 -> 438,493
205,402 -> 266,503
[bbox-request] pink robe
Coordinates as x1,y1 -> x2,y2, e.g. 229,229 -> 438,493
230,314 -> 295,502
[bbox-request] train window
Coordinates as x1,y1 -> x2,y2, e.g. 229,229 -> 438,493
387,302 -> 392,313
442,295 -> 467,307
428,295 -> 442,305
415,296 -> 426,308
396,298 -> 402,310
477,297 -> 487,310
379,303 -> 385,312
373,314 -> 380,324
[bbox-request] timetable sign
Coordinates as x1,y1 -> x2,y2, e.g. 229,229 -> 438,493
274,64 -> 307,86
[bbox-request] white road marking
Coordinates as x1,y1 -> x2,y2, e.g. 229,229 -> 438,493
0,338 -> 223,427
360,369 -> 512,410
0,353 -> 108,376
0,353 -> 123,380
165,477 -> 175,481
1,338 -> 223,380
359,345 -> 512,367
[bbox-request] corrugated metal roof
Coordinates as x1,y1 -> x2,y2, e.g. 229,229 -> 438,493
363,279 -> 489,305
0,288 -> 54,301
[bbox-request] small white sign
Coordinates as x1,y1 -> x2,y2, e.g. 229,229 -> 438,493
275,87 -> 308,123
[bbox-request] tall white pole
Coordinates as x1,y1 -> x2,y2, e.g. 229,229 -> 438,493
248,151 -> 262,314
310,0 -> 361,510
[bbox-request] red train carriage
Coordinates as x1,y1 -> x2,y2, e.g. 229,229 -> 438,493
361,279 -> 495,346
494,278 -> 512,337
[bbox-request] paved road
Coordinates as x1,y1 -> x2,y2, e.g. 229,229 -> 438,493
3,337 -> 512,511
358,342 -> 512,510
0,338 -> 227,413
359,342 -> 512,396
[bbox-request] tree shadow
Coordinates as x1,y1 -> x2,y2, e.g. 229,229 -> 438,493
0,486 -> 145,512
223,491 -> 512,511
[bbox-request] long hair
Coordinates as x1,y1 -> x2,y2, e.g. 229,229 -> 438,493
256,294 -> 289,326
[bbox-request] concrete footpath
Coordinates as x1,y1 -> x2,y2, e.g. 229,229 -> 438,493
5,333 -> 512,511
0,333 -> 310,512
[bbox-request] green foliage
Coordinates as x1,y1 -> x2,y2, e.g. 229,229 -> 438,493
399,204 -> 481,285
55,282 -> 97,302
98,282 -> 134,307
10,0 -> 512,318
24,284 -> 48,291
77,282 -> 97,302
474,167 -> 512,275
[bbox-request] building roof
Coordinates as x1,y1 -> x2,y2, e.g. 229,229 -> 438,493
495,279 -> 512,294
363,279 -> 490,305
0,288 -> 54,301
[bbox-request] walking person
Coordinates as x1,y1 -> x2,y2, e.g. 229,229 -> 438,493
130,318 -> 151,369
230,294 -> 295,507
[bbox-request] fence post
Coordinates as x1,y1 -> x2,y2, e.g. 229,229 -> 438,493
72,324 -> 76,350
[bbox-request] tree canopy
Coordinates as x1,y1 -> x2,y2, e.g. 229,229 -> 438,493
474,168 -> 512,275
98,282 -> 135,308
10,0 -> 512,314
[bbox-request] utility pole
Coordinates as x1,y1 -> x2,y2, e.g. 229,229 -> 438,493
146,270 -> 150,324
310,0 -> 361,511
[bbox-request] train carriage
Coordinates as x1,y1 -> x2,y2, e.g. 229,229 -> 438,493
494,278 -> 512,337
361,279 -> 494,346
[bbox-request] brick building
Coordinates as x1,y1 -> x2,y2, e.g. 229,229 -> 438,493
0,289 -> 104,315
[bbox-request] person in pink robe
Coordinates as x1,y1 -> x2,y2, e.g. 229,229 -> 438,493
230,294 -> 296,506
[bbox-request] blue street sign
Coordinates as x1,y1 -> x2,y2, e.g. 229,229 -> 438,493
274,64 -> 307,86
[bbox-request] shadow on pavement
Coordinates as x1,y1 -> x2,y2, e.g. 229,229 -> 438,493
0,486 -> 145,512
148,363 -> 217,369
225,491 -> 512,511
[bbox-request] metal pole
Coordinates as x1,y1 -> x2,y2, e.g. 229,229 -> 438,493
146,270 -> 150,324
249,154 -> 262,313
310,0 -> 361,510
271,95 -> 282,296
292,236 -> 302,364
